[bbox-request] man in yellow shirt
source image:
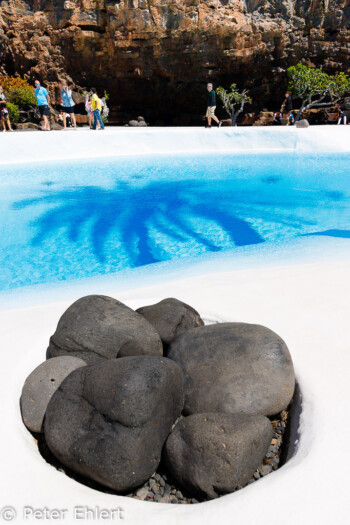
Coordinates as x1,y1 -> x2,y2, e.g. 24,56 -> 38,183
91,87 -> 105,130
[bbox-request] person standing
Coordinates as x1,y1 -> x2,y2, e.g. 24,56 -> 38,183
61,83 -> 77,129
34,80 -> 50,131
205,83 -> 220,128
85,94 -> 94,128
91,88 -> 104,130
338,105 -> 347,125
281,91 -> 293,119
0,86 -> 13,131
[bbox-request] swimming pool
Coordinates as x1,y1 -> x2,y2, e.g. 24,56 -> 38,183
1,151 -> 349,290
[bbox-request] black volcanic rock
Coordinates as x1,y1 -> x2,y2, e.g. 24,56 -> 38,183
164,412 -> 273,499
167,323 -> 295,416
44,356 -> 184,492
136,298 -> 204,346
20,356 -> 87,433
48,295 -> 163,364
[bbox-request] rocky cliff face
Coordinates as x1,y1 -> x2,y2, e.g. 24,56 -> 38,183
0,0 -> 349,123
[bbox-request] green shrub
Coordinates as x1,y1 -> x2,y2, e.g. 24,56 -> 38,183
0,75 -> 37,108
7,86 -> 37,107
6,102 -> 19,123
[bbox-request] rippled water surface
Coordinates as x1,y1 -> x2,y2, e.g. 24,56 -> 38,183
0,152 -> 349,290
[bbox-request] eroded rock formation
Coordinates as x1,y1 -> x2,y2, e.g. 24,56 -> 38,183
0,0 -> 349,122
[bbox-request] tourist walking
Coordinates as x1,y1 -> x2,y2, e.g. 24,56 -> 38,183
34,80 -> 50,131
61,83 -> 76,129
0,86 -> 13,131
281,91 -> 293,119
205,83 -> 220,128
91,88 -> 105,130
338,105 -> 347,125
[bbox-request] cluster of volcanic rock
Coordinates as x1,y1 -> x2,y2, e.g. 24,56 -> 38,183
21,295 -> 295,501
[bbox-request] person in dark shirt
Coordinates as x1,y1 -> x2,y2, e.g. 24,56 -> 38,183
338,104 -> 347,125
205,83 -> 221,128
273,111 -> 282,125
281,91 -> 293,119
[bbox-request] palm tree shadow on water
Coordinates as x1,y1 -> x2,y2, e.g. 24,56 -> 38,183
13,179 -> 267,268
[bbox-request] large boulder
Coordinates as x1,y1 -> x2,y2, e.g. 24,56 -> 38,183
167,323 -> 295,416
44,356 -> 184,492
48,295 -> 163,364
164,413 -> 273,499
136,298 -> 204,346
295,119 -> 309,128
20,356 -> 87,433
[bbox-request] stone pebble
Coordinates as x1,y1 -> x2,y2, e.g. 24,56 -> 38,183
20,356 -> 87,433
125,409 -> 289,504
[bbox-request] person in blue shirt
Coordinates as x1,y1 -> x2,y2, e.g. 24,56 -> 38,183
287,112 -> 295,126
61,82 -> 77,129
34,80 -> 50,131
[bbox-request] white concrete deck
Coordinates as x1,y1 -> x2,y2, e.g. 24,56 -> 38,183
1,125 -> 350,165
0,128 -> 349,525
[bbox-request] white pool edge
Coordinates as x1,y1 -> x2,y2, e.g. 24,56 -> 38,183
2,126 -> 350,166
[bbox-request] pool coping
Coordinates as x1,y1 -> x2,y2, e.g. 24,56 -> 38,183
1,126 -> 350,165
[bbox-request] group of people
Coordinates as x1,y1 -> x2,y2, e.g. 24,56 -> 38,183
204,87 -> 297,128
0,81 -> 106,132
273,91 -> 347,125
273,92 -> 295,125
204,85 -> 348,127
1,80 -> 348,130
34,80 -> 105,131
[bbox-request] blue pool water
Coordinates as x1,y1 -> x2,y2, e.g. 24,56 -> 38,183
0,152 -> 349,290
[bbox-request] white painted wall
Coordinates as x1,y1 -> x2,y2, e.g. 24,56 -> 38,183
1,126 -> 350,165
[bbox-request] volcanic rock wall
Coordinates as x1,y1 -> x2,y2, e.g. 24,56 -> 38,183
0,0 -> 349,123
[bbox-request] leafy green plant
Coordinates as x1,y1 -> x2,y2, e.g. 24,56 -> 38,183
7,86 -> 37,107
216,84 -> 252,126
0,75 -> 37,108
288,63 -> 350,122
6,102 -> 19,123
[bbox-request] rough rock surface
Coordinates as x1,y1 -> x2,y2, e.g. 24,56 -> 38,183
136,298 -> 204,346
167,322 -> 295,416
48,295 -> 163,364
44,356 -> 184,492
164,413 -> 273,499
295,118 -> 310,128
0,0 -> 349,123
20,356 -> 87,433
